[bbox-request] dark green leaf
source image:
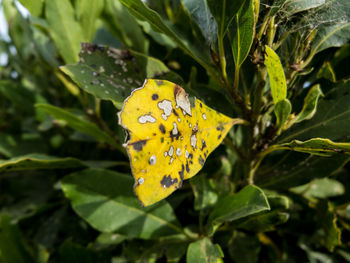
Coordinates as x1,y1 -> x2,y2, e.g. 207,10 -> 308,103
182,0 -> 217,44
119,0 -> 212,68
61,168 -> 184,239
311,22 -> 350,55
0,215 -> 36,263
36,103 -> 119,148
190,175 -> 218,211
237,211 -> 289,232
274,99 -> 292,132
278,80 -> 350,142
0,134 -> 48,158
207,0 -> 245,37
45,0 -> 83,64
207,185 -> 270,235
0,154 -> 86,173
76,0 -> 104,41
186,237 -> 223,263
229,232 -> 261,263
61,43 -> 181,109
231,0 -> 254,67
256,151 -> 350,189
284,0 -> 327,15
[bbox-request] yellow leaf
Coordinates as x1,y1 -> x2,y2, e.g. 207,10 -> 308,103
118,79 -> 240,206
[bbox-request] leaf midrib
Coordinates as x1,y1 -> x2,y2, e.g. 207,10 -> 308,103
278,105 -> 350,143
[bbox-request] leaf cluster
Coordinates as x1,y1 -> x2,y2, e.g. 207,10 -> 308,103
0,0 -> 350,262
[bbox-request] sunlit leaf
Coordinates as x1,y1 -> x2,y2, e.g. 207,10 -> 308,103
264,45 -> 287,104
45,0 -> 83,64
274,138 -> 350,156
76,0 -> 104,41
118,79 -> 244,206
294,84 -> 323,123
61,168 -> 183,239
186,238 -> 223,263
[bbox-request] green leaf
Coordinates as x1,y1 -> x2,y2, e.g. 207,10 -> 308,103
207,0 -> 245,37
76,0 -> 104,41
60,44 -> 142,109
231,0 -> 255,67
274,138 -> 350,156
229,232 -> 261,263
119,0 -> 212,68
264,45 -> 287,104
294,84 -> 323,123
317,62 -> 337,82
256,152 -> 350,189
35,103 -> 118,148
45,0 -> 83,64
186,237 -> 224,263
278,80 -> 350,143
236,211 -> 290,232
57,240 -> 98,263
283,0 -> 327,15
0,215 -> 36,263
103,0 -> 148,53
182,0 -> 217,44
0,80 -> 35,114
61,168 -> 184,239
290,178 -> 345,199
311,22 -> 350,55
0,134 -> 48,158
190,175 -> 218,211
18,0 -> 43,17
61,43 -> 180,109
207,185 -> 270,235
316,201 -> 342,252
0,154 -> 87,173
274,99 -> 292,132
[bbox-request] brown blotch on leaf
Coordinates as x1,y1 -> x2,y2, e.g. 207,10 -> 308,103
170,130 -> 181,142
186,162 -> 190,173
156,80 -> 164,86
160,175 -> 178,188
81,43 -> 105,53
216,123 -> 225,131
178,164 -> 185,180
198,156 -> 205,166
159,124 -> 166,134
130,140 -> 147,151
174,85 -> 192,116
173,109 -> 179,117
201,140 -> 207,151
152,94 -> 159,100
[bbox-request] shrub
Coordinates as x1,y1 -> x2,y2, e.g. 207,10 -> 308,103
0,0 -> 350,262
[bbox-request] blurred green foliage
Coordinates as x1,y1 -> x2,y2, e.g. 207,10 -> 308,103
0,0 -> 350,262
